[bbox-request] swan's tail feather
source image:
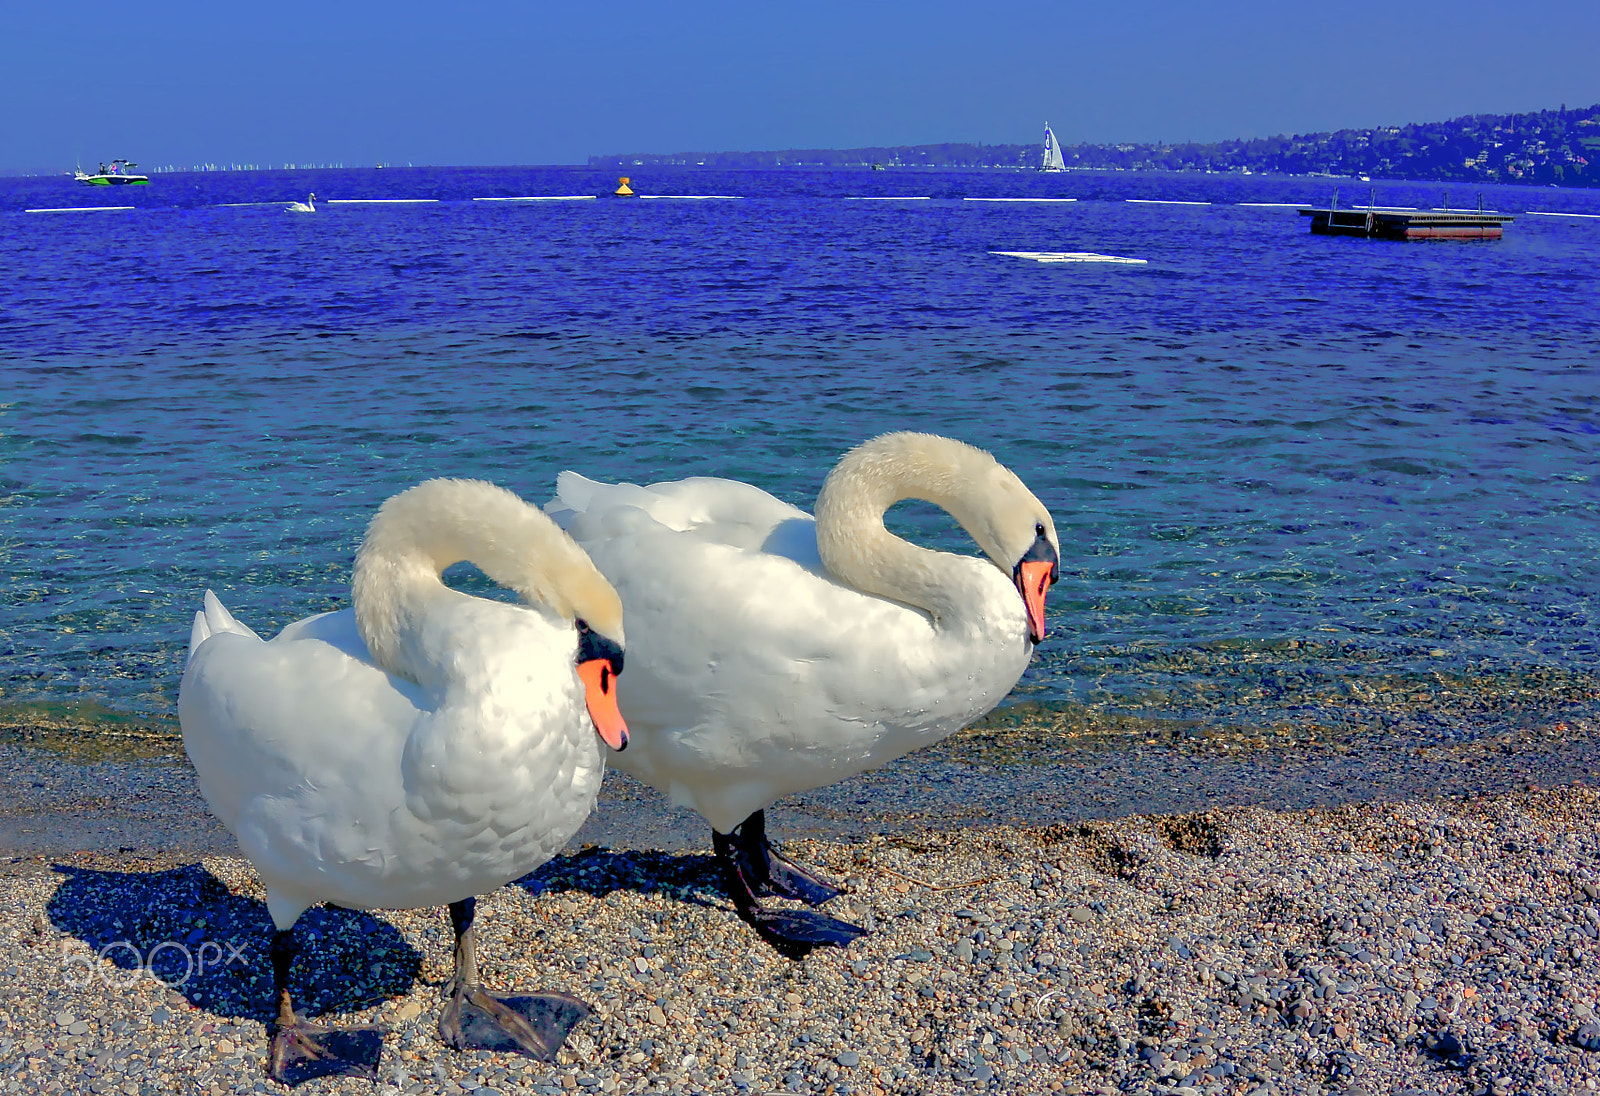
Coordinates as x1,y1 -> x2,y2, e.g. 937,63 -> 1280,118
544,470 -> 604,527
187,590 -> 260,665
548,471 -> 689,523
186,611 -> 211,667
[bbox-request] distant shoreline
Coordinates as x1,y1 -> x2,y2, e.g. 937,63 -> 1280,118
590,101 -> 1600,189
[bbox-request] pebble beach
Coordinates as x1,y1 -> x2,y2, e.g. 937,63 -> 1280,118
4,783 -> 1599,1096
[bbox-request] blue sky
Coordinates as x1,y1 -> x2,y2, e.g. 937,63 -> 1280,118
5,0 -> 1597,171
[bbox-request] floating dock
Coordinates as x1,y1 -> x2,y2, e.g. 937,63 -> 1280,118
1299,205 -> 1514,239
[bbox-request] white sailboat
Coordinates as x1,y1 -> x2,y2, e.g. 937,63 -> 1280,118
1042,124 -> 1067,172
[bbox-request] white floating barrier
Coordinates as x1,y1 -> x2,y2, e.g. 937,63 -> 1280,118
1526,210 -> 1600,220
1236,202 -> 1308,208
990,250 -> 1147,265
844,196 -> 931,201
1126,199 -> 1211,206
636,194 -> 743,200
963,197 -> 1078,203
473,195 -> 596,202
26,205 -> 135,213
325,198 -> 439,204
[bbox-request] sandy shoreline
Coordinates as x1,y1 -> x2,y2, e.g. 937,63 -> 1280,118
4,711 -> 1598,859
3,785 -> 1598,1095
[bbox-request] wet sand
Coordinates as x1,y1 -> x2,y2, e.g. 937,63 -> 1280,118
3,711 -> 1596,861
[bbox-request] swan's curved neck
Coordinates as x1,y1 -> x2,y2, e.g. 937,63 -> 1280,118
352,479 -> 620,682
813,434 -> 1008,627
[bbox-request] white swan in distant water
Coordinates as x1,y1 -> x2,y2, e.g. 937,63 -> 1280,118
546,432 -> 1059,957
179,477 -> 629,1084
285,192 -> 316,213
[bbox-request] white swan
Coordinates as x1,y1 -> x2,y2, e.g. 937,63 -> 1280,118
285,192 -> 315,213
179,478 -> 628,1085
547,432 -> 1058,955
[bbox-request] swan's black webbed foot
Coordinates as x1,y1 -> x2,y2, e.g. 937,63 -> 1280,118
439,981 -> 590,1059
716,817 -> 867,959
438,897 -> 590,1060
742,905 -> 870,961
269,1016 -> 384,1087
729,810 -> 846,906
266,928 -> 382,1087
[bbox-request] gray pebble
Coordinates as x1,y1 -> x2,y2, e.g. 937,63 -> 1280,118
10,790 -> 1600,1096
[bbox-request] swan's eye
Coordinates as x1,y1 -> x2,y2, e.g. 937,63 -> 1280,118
1035,522 -> 1046,537
576,625 -> 626,675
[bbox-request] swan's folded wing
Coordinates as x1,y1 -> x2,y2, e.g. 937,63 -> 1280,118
179,621 -> 424,836
548,471 -> 809,554
587,517 -> 948,828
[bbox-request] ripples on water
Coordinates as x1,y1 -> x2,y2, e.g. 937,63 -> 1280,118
2,166 -> 1596,739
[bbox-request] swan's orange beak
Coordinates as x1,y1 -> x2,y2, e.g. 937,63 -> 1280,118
1013,528 -> 1060,644
1015,560 -> 1054,643
577,658 -> 628,751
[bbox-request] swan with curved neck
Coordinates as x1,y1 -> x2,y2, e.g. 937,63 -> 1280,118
354,477 -> 623,688
180,478 -> 626,1085
815,431 -> 1058,641
285,192 -> 315,212
547,432 -> 1058,956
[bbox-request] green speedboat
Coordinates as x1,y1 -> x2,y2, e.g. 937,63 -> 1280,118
75,160 -> 149,186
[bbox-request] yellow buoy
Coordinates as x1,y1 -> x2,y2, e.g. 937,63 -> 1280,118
614,176 -> 635,197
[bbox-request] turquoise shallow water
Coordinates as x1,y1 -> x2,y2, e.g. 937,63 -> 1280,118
1,166 -> 1597,736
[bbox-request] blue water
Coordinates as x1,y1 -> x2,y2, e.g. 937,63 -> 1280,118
3,166 -> 1597,735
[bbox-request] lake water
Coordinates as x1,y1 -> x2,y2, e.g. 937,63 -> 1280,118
3,165 -> 1597,746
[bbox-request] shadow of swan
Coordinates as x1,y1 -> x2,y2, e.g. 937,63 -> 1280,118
517,847 -> 729,911
46,863 -> 421,1021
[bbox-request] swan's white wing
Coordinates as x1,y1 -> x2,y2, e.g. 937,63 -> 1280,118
180,607 -> 425,923
180,610 -> 423,838
550,472 -> 819,566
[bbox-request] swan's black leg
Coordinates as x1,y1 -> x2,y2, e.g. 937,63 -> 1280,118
266,928 -> 384,1087
438,897 -> 590,1060
730,810 -> 845,906
715,819 -> 866,960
